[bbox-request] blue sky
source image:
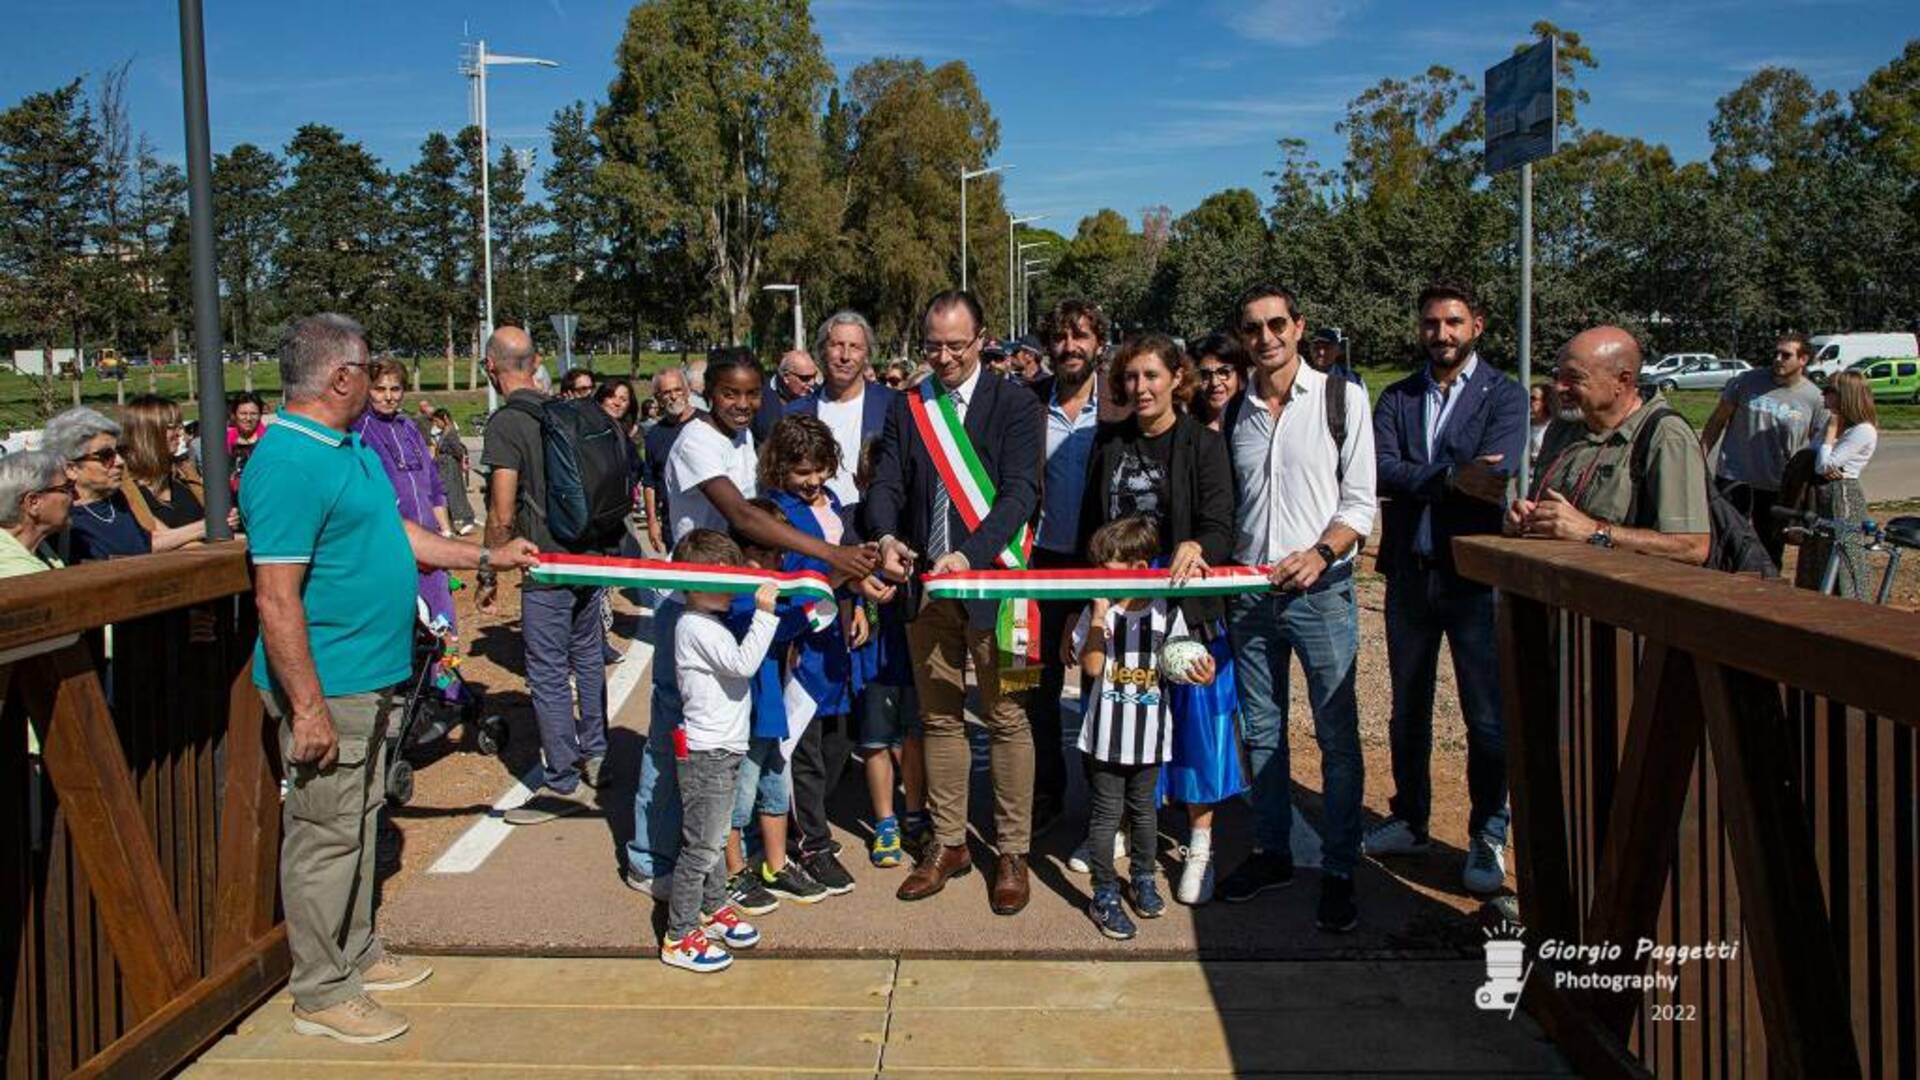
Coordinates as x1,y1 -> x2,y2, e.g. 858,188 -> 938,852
7,1 -> 1907,231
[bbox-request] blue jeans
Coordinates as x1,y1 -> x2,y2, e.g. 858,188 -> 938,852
625,598 -> 686,880
732,736 -> 791,830
1228,579 -> 1363,877
522,585 -> 609,794
1384,563 -> 1508,844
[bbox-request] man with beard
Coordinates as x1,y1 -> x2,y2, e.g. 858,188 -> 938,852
869,290 -> 1043,914
1698,333 -> 1826,566
1365,282 -> 1527,896
1217,283 -> 1376,932
641,366 -> 698,553
1026,298 -> 1111,838
246,314 -> 536,1042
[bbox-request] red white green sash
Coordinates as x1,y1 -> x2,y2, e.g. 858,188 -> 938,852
924,565 -> 1274,601
529,553 -> 836,610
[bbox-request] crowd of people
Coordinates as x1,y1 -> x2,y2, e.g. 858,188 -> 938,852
0,276 -> 1885,1043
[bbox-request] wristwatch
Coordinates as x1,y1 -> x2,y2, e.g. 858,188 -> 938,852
1587,525 -> 1615,549
1312,542 -> 1337,567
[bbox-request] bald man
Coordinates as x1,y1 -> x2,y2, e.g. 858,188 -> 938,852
752,349 -> 820,442
481,326 -> 612,822
1507,326 -> 1711,565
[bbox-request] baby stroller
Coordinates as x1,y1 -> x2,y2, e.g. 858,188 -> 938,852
383,597 -> 509,806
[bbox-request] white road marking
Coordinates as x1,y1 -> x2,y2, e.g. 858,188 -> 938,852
427,624 -> 655,876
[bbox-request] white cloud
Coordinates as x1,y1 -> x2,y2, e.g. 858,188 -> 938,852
1213,0 -> 1365,46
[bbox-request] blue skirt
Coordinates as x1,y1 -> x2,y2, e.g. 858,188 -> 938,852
1158,628 -> 1247,806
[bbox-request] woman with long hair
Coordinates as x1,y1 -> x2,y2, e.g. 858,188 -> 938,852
1806,369 -> 1880,599
1186,331 -> 1249,432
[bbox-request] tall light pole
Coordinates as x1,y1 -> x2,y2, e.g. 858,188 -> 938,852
1006,214 -> 1043,338
959,164 -> 1007,293
763,284 -> 803,353
462,39 -> 558,411
1017,241 -> 1048,338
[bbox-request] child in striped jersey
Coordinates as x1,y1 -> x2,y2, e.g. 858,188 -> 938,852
1070,516 -> 1216,941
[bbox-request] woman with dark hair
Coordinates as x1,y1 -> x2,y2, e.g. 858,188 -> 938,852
596,378 -> 639,437
224,390 -> 269,493
1074,333 -> 1242,907
1186,331 -> 1249,432
352,358 -> 457,635
430,408 -> 476,534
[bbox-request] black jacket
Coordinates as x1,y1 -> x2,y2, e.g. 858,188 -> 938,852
867,369 -> 1044,628
1075,412 -> 1237,625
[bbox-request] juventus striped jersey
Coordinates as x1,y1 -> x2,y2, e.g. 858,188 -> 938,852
1071,598 -> 1189,766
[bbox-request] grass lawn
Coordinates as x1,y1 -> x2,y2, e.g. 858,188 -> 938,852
0,352 -> 692,435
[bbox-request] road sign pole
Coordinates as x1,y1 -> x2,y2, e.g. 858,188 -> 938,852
1519,160 -> 1533,498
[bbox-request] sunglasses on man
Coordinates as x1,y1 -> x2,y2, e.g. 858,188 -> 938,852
1238,315 -> 1296,340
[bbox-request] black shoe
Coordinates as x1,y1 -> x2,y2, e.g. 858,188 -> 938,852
1218,851 -> 1295,903
726,870 -> 780,916
761,860 -> 829,905
1316,873 -> 1358,933
800,850 -> 856,896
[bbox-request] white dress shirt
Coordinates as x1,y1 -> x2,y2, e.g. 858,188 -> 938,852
1229,362 -> 1377,566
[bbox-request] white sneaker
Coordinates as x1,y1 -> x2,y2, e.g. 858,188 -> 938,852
623,869 -> 671,898
1067,831 -> 1127,874
1463,834 -> 1507,895
1176,842 -> 1215,906
1362,818 -> 1431,856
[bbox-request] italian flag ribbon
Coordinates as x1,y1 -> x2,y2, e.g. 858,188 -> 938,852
923,565 -> 1275,601
906,381 -> 1042,670
529,554 -> 836,627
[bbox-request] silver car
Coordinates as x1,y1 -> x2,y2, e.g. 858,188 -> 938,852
1648,358 -> 1751,393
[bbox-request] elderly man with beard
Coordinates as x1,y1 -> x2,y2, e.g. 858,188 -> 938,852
1365,281 -> 1527,897
1025,298 -> 1112,839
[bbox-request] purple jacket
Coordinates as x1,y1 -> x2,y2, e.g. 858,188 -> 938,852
353,407 -> 456,632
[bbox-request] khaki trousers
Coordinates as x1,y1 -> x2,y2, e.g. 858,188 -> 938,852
908,599 -> 1033,855
266,687 -> 398,1011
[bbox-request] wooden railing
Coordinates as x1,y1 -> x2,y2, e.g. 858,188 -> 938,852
1,543 -> 285,1078
1456,536 -> 1918,1079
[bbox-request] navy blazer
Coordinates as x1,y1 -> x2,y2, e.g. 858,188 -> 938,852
867,370 -> 1044,628
787,382 -> 899,533
1373,358 -> 1529,578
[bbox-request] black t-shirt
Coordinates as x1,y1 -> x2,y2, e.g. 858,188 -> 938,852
1107,426 -> 1175,525
137,477 -> 205,529
479,389 -> 559,553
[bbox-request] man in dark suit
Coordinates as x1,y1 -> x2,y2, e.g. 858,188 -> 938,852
786,311 -> 897,520
868,290 -> 1044,914
1367,281 -> 1527,896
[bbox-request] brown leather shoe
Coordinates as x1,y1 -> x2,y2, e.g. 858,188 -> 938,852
990,853 -> 1030,915
897,844 -> 972,901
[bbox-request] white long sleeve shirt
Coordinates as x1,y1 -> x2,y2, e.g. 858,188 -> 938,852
1228,363 -> 1378,566
1813,423 -> 1877,480
674,607 -> 777,753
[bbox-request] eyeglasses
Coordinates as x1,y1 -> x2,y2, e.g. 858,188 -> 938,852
1238,315 -> 1294,340
1196,366 -> 1236,383
919,334 -> 980,360
654,388 -> 687,401
33,480 -> 77,498
73,447 -> 123,465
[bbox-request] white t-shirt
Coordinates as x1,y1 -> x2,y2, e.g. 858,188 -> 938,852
664,420 -> 757,544
816,390 -> 867,507
675,607 -> 777,753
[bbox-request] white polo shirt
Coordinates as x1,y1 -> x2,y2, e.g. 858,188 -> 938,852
1228,362 -> 1377,566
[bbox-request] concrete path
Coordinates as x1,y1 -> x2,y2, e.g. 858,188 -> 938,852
1864,431 -> 1920,502
190,955 -> 1570,1077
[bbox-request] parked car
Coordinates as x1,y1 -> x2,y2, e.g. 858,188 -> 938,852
1807,332 -> 1920,383
1644,352 -> 1717,381
1855,356 -> 1920,404
1641,358 -> 1752,395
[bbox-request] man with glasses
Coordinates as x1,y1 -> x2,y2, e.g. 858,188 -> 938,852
642,366 -> 699,553
1217,283 -> 1376,933
869,290 -> 1043,915
1698,332 -> 1826,565
560,368 -> 596,400
752,349 -> 821,443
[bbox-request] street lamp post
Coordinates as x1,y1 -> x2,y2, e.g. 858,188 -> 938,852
462,39 -> 558,411
1006,214 -> 1043,338
763,284 -> 803,353
1017,241 -> 1047,337
959,164 -> 1008,293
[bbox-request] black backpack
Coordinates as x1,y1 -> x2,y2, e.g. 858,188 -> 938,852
505,396 -> 632,552
1627,405 -> 1776,577
1219,374 -> 1351,481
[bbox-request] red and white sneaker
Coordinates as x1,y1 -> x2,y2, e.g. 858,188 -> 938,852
660,928 -> 733,973
701,905 -> 761,949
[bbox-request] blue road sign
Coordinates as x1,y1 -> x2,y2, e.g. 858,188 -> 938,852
1485,38 -> 1557,175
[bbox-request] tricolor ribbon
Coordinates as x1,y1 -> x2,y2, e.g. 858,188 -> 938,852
922,565 -> 1276,601
528,554 -> 836,611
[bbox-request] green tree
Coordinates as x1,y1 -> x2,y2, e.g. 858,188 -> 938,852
275,125 -> 395,325
544,102 -> 607,341
213,142 -> 282,371
598,0 -> 835,345
0,80 -> 98,415
129,137 -> 186,356
489,144 -> 545,332
397,131 -> 470,381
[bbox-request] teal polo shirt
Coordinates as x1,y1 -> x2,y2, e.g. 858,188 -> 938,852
242,409 -> 417,696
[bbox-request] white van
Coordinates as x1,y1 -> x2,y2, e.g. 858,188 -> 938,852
1807,332 -> 1919,382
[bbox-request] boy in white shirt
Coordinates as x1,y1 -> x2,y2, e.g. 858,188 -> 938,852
662,529 -> 780,973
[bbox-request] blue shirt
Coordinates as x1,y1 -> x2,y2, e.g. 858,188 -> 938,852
243,410 -> 418,696
1035,375 -> 1101,554
725,593 -> 813,739
1415,354 -> 1479,557
67,491 -> 152,563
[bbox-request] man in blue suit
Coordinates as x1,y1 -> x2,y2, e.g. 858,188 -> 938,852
786,310 -> 897,521
1367,281 -> 1527,897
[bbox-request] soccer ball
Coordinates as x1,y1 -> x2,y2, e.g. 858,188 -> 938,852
1158,636 -> 1210,685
